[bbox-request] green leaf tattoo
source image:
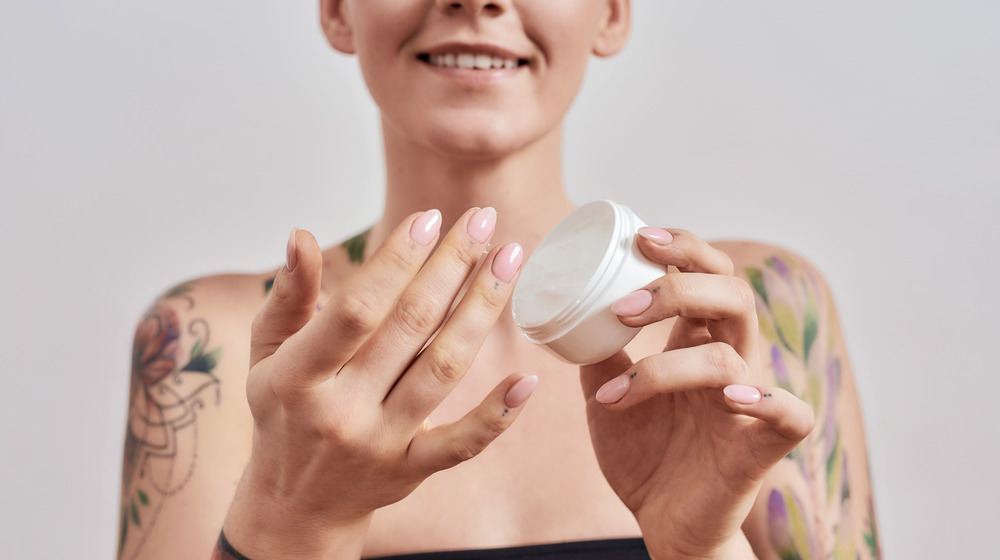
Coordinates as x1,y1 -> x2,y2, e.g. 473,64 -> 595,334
343,229 -> 370,265
751,254 -> 876,559
130,499 -> 140,526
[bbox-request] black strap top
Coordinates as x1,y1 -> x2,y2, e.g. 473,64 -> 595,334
365,538 -> 650,560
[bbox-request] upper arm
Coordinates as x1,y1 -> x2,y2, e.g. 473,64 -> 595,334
119,276 -> 266,559
717,242 -> 881,560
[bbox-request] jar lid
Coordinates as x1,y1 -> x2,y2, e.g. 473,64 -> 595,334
512,200 -> 625,340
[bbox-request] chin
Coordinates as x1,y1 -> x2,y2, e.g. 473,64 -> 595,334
420,114 -> 546,161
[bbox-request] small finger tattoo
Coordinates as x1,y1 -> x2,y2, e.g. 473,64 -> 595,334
629,371 -> 638,379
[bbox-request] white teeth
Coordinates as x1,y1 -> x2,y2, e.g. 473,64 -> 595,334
426,53 -> 520,70
457,53 -> 475,69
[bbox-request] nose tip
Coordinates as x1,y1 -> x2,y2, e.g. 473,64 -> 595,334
438,0 -> 505,18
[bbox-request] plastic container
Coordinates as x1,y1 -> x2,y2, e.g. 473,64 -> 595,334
512,200 -> 666,365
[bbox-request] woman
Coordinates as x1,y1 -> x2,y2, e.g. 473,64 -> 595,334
120,1 -> 879,558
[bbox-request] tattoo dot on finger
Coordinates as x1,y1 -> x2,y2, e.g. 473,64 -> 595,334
502,408 -> 509,416
629,371 -> 638,379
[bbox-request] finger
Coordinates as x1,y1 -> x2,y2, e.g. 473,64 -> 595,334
344,207 -> 497,396
592,342 -> 755,410
250,228 -> 323,368
611,273 -> 759,360
275,210 -> 441,387
385,243 -> 523,425
579,349 -> 634,401
407,374 -> 538,475
635,227 -> 735,275
722,385 -> 815,462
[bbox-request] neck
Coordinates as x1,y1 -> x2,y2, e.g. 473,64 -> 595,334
366,119 -> 575,257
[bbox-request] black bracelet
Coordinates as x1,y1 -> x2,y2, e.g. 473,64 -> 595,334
216,529 -> 254,560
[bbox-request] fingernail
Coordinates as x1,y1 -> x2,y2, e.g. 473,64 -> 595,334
467,207 -> 497,244
492,243 -> 523,284
286,228 -> 299,272
596,374 -> 630,404
504,375 -> 539,408
611,289 -> 653,316
638,227 -> 673,245
410,209 -> 442,246
724,384 -> 761,405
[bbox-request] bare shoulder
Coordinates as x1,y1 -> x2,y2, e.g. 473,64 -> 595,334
119,270 -> 275,559
712,239 -> 833,290
118,230 -> 368,559
713,240 -> 881,559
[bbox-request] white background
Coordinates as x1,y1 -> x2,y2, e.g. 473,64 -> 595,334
2,1 -> 998,558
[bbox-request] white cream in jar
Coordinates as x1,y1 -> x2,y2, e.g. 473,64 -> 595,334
512,200 -> 665,365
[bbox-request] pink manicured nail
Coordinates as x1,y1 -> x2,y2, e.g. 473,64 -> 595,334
596,374 -> 630,404
410,209 -> 442,246
492,243 -> 523,284
467,207 -> 497,244
504,375 -> 539,408
638,227 -> 673,245
611,289 -> 653,316
724,385 -> 761,405
286,228 -> 299,272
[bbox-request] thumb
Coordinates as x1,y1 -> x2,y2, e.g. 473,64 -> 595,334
250,228 -> 323,367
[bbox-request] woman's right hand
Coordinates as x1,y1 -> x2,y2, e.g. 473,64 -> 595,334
221,208 -> 535,559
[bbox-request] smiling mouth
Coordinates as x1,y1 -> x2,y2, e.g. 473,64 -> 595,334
417,53 -> 529,70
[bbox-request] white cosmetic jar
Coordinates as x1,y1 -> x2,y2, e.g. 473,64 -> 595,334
512,200 -> 666,365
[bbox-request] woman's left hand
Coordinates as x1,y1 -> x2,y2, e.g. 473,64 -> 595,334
581,228 -> 815,559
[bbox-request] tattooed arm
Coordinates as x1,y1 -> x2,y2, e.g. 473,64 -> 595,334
119,276 -> 267,559
725,243 -> 881,560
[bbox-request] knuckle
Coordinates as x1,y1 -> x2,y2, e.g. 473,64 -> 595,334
438,241 -> 480,274
393,292 -> 442,338
250,309 -> 268,340
446,423 -> 500,464
718,252 -> 736,276
731,278 -> 757,311
707,342 -> 745,377
662,272 -> 687,297
425,344 -> 467,385
474,278 -> 510,315
792,401 -> 817,440
334,293 -> 380,337
478,405 -> 509,441
382,242 -> 417,274
446,435 -> 485,463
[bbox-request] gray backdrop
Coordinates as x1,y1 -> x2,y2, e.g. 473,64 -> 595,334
2,1 -> 998,557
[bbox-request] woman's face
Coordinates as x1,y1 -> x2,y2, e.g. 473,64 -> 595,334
323,0 -> 630,159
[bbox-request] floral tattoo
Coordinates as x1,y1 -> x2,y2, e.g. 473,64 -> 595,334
748,255 -> 880,559
119,283 -> 222,559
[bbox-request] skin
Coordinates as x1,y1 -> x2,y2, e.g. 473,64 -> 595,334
118,1 -> 880,558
